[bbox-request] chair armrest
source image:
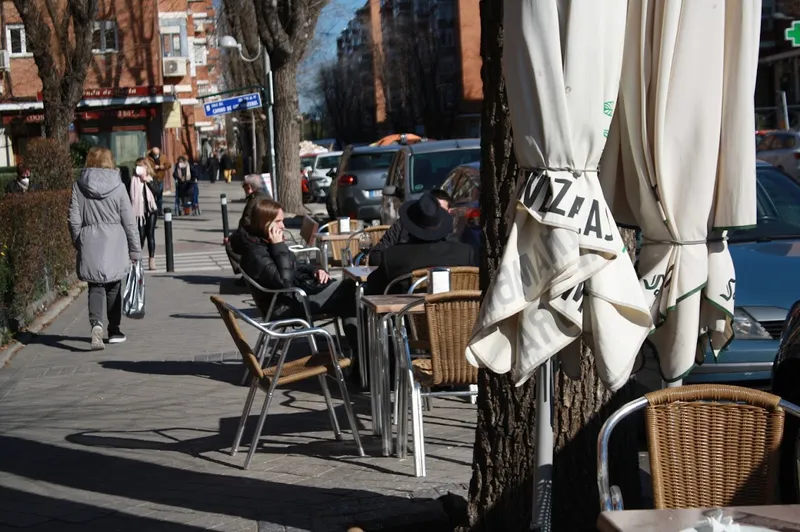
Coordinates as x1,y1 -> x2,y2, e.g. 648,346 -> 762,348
249,284 -> 309,300
384,273 -> 414,294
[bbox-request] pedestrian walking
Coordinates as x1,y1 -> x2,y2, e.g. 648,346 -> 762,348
220,148 -> 235,183
173,155 -> 192,215
207,151 -> 220,184
68,147 -> 141,350
131,157 -> 159,271
147,147 -> 172,215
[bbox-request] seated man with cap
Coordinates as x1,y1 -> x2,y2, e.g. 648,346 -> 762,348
365,191 -> 477,295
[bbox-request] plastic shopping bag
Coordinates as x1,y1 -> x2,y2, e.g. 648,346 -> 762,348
123,260 -> 146,319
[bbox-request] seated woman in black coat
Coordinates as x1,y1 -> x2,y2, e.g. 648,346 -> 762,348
238,199 -> 358,344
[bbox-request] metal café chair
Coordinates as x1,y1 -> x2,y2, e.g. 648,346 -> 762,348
238,269 -> 347,386
210,296 -> 364,470
393,290 -> 482,477
318,219 -> 362,266
286,215 -> 325,269
597,384 -> 800,511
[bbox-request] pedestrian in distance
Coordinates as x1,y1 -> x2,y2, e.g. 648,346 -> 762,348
220,148 -> 235,183
130,157 -> 159,271
5,164 -> 31,195
68,147 -> 141,350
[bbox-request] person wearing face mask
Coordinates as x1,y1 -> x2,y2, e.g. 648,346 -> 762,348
6,164 -> 31,194
131,158 -> 159,271
173,155 -> 193,215
147,147 -> 172,215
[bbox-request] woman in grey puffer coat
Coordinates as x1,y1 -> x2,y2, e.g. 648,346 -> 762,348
68,147 -> 141,350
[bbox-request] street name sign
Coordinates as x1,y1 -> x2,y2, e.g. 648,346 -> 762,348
203,92 -> 262,117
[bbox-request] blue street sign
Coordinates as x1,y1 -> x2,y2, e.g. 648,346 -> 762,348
203,92 -> 263,117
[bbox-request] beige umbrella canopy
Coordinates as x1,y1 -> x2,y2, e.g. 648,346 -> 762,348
600,0 -> 760,382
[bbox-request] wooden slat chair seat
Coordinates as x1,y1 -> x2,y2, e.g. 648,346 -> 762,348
319,219 -> 363,264
210,295 -> 364,470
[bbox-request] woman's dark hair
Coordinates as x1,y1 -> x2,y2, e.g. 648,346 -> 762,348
249,199 -> 283,237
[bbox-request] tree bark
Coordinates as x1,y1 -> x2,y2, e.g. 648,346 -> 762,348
274,59 -> 302,213
465,0 -> 644,530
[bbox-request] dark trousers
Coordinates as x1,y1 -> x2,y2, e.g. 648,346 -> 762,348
139,213 -> 156,258
88,281 -> 122,330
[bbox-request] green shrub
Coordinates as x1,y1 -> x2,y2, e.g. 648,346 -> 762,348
26,138 -> 74,191
0,190 -> 75,334
69,140 -> 93,168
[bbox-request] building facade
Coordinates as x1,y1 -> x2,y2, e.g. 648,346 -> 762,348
337,0 -> 481,139
0,0 -> 223,167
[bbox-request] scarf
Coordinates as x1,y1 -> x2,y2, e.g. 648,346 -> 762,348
177,163 -> 192,182
130,172 -> 157,222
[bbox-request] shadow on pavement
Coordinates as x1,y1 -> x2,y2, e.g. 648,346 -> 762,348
159,274 -> 230,286
23,334 -> 92,353
100,360 -> 242,385
0,484 -> 210,531
0,435 -> 454,530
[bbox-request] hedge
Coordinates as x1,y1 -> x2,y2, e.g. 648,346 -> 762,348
0,189 -> 75,341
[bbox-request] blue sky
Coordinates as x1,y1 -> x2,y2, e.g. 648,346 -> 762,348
298,0 -> 363,111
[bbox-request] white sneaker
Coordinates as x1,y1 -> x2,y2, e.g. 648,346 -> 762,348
91,325 -> 104,350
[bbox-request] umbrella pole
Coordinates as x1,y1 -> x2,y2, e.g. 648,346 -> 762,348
531,359 -> 554,532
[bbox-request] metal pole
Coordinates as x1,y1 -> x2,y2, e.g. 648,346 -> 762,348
263,48 -> 278,202
531,359 -> 553,532
781,90 -> 791,130
250,109 -> 258,174
164,208 -> 174,273
221,193 -> 230,239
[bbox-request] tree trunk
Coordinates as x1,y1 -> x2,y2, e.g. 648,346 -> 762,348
273,60 -> 302,213
464,0 -> 537,529
42,102 -> 71,143
466,0 -> 644,530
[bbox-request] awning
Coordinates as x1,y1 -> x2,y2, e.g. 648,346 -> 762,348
466,0 -> 651,391
0,95 -> 175,112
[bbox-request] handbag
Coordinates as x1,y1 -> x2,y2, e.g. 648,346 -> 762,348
123,260 -> 146,319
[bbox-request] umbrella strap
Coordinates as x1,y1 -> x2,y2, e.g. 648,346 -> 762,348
525,166 -> 597,178
641,236 -> 726,246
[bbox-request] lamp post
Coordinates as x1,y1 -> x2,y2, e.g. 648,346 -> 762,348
220,35 -> 278,201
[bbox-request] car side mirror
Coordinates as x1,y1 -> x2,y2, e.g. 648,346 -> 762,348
383,185 -> 397,196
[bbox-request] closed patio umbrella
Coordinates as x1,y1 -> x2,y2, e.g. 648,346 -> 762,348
599,0 -> 760,383
466,0 -> 651,392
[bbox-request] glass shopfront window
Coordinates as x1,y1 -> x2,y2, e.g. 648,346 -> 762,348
81,130 -> 147,166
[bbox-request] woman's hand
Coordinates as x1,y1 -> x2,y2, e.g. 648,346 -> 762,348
315,269 -> 331,284
267,224 -> 284,244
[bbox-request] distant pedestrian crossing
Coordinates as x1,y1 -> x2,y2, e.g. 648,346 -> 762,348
146,249 -> 231,274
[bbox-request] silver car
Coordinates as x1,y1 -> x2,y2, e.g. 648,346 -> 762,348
756,131 -> 800,180
304,151 -> 342,201
328,145 -> 400,221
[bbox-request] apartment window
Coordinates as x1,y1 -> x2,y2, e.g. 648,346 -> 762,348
92,20 -> 118,53
6,25 -> 28,56
161,21 -> 187,58
192,43 -> 207,66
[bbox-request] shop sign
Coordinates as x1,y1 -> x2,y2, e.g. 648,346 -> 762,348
36,86 -> 164,101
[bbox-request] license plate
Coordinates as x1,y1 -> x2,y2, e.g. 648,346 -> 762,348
368,190 -> 382,197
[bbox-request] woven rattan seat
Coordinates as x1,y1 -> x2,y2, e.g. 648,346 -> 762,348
262,355 -> 352,387
598,384 -> 800,512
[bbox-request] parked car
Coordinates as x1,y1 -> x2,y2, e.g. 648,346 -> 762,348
380,139 -> 480,225
302,151 -> 342,202
327,145 -> 400,221
444,160 -> 800,385
756,130 -> 800,180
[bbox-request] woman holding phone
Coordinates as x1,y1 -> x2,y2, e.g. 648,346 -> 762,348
237,199 -> 357,345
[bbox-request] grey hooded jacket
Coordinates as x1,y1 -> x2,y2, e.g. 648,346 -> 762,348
68,168 -> 141,283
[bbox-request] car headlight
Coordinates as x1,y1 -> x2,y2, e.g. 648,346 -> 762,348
732,308 -> 772,340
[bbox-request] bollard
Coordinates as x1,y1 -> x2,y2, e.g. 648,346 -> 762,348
164,208 -> 175,273
220,194 -> 230,239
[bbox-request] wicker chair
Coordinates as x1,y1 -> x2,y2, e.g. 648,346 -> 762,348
597,384 -> 800,511
394,290 -> 481,477
343,225 -> 391,266
318,219 -> 363,265
210,296 -> 364,470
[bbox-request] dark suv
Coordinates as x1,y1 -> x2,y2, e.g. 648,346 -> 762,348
327,145 -> 400,221
380,139 -> 480,225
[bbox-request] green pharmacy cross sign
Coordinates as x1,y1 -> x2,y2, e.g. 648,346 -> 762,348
786,20 -> 800,47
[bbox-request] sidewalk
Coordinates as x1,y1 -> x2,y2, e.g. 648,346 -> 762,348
0,181 -> 475,531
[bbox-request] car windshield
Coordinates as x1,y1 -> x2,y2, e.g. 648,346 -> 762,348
317,155 -> 340,169
300,157 -> 315,168
729,166 -> 800,243
410,148 -> 481,192
347,152 -> 394,171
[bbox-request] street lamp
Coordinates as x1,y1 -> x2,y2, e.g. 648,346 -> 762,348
220,35 -> 278,201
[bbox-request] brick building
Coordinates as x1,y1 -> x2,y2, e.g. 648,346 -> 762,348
0,0 -> 223,167
337,0 -> 481,139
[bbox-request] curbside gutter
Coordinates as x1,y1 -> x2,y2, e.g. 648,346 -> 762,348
0,282 -> 87,368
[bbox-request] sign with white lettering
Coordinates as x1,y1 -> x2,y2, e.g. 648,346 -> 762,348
203,93 -> 262,117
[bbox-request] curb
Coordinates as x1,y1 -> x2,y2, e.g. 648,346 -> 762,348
0,282 -> 87,368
